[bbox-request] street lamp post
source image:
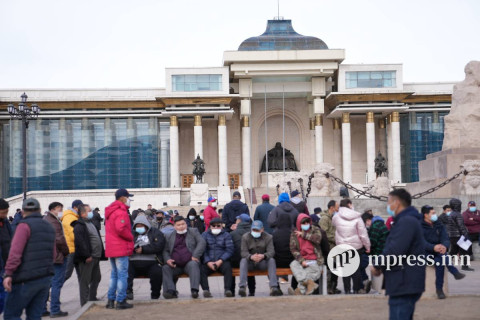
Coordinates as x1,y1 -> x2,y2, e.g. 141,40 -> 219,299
7,93 -> 40,200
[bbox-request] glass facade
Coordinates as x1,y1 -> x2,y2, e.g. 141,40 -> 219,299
400,111 -> 448,183
172,74 -> 222,92
346,71 -> 396,89
1,117 -> 170,198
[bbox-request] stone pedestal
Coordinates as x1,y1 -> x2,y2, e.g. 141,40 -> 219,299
189,183 -> 209,206
217,185 -> 231,205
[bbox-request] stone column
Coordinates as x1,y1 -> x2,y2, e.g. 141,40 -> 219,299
194,115 -> 203,160
315,115 -> 324,164
366,112 -> 376,182
241,116 -> 251,188
333,119 -> 342,178
159,121 -> 169,188
169,116 -> 180,188
378,118 -> 386,157
218,115 -> 228,186
341,113 -> 352,183
391,112 -> 402,183
387,114 -> 393,181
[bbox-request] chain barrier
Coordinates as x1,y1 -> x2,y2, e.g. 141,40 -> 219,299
325,173 -> 389,202
410,169 -> 467,199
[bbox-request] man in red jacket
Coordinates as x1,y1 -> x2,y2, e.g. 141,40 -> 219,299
463,201 -> 480,260
105,189 -> 134,310
203,197 -> 219,230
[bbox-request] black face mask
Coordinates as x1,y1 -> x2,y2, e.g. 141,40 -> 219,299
157,217 -> 163,222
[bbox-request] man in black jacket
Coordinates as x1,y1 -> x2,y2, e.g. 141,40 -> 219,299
223,191 -> 249,232
73,204 -> 105,306
127,215 -> 165,300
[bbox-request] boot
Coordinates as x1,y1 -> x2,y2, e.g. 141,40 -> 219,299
305,280 -> 319,295
461,266 -> 475,272
436,289 -> 446,299
115,300 -> 133,310
454,272 -> 466,280
287,287 -> 302,295
105,300 -> 115,309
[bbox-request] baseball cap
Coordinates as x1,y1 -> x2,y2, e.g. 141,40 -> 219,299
236,213 -> 251,223
468,201 -> 476,206
115,188 -> 133,198
23,198 -> 40,211
208,196 -> 217,203
71,199 -> 83,208
210,218 -> 223,226
251,220 -> 263,230
232,191 -> 241,198
261,194 -> 270,201
291,190 -> 300,198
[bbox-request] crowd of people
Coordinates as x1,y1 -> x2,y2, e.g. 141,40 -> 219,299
0,189 -> 477,319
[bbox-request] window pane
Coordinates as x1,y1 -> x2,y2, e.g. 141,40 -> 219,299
185,75 -> 196,82
383,79 -> 392,87
346,79 -> 357,88
197,75 -> 209,82
210,75 -> 221,82
371,72 -> 383,79
358,72 -> 370,80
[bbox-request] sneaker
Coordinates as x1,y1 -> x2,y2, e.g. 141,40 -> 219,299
248,292 -> 255,297
163,290 -> 178,299
191,289 -> 199,299
334,288 -> 341,294
436,289 -> 446,299
355,289 -> 367,294
454,272 -> 466,280
363,280 -> 372,293
224,290 -> 233,297
270,287 -> 283,296
238,287 -> 247,297
126,292 -> 134,300
42,311 -> 50,317
115,300 -> 133,310
50,311 -> 69,318
105,300 -> 115,309
461,266 -> 475,272
203,290 -> 213,298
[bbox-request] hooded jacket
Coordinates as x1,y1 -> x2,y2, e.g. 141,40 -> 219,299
104,200 -> 134,258
61,208 -> 79,253
290,213 -> 323,265
462,208 -> 480,234
131,215 -> 166,263
319,210 -> 336,248
272,213 -> 295,267
222,199 -> 250,231
230,221 -> 252,263
268,202 -> 299,231
203,205 -> 220,230
439,198 -> 469,238
332,206 -> 370,251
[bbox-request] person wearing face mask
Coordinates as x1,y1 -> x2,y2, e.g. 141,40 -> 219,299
72,204 -> 105,307
127,215 -> 165,300
162,216 -> 206,299
239,220 -> 283,297
320,200 -> 339,294
199,218 -> 234,298
421,205 -> 466,299
42,202 -> 70,318
370,189 -> 426,320
203,197 -> 220,230
104,189 -> 135,310
447,199 -> 473,271
186,208 -> 205,234
62,199 -> 83,282
463,201 -> 480,257
288,214 -> 323,295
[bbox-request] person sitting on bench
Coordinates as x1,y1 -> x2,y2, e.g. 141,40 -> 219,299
199,218 -> 235,298
162,216 -> 206,299
239,220 -> 283,297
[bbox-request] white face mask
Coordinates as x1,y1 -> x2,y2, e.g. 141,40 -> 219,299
176,229 -> 187,234
126,198 -> 133,207
211,228 -> 221,235
211,202 -> 218,208
57,211 -> 64,219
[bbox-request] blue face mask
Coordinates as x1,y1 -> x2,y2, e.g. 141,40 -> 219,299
87,211 -> 94,219
301,224 -> 311,231
387,205 -> 395,217
470,207 -> 477,212
199,216 -> 204,221
251,231 -> 261,238
431,214 -> 438,222
446,211 -> 451,216
136,227 -> 146,234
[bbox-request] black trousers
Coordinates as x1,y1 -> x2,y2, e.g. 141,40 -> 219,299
343,267 -> 362,293
127,260 -> 163,297
200,261 -> 233,291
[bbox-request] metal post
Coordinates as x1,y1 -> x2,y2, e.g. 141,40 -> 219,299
282,85 -> 285,178
22,117 -> 27,200
265,86 -> 268,192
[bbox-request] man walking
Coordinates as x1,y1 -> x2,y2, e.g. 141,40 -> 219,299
0,198 -> 13,316
62,199 -> 83,281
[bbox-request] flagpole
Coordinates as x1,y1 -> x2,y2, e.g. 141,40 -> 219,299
265,85 -> 269,192
282,85 -> 285,179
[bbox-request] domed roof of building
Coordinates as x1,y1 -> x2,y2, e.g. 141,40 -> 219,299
238,19 -> 328,51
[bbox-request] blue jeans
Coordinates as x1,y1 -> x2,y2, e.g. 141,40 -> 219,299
44,261 -> 67,314
4,275 -> 52,320
388,293 -> 422,320
434,254 -> 459,290
108,257 -> 129,302
360,252 -> 369,283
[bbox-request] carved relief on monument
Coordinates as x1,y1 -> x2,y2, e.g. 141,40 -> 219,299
461,160 -> 480,195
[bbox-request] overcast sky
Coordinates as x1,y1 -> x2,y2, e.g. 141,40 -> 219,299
0,0 -> 478,89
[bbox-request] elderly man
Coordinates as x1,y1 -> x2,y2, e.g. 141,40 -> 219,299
199,218 -> 235,298
162,216 -> 206,299
239,220 -> 283,297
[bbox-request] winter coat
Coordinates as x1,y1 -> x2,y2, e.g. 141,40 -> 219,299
10,212 -> 22,234
61,208 -> 79,253
421,220 -> 450,254
376,206 -> 426,297
272,214 -> 295,268
163,228 -> 206,262
319,211 -> 336,248
290,198 -> 310,215
462,209 -> 480,234
268,202 -> 299,231
44,212 -> 69,264
203,205 -> 220,230
72,218 -> 105,264
131,215 -> 166,263
0,218 -> 13,269
187,217 -> 205,234
290,213 -> 323,265
254,201 -> 275,234
91,211 -> 103,231
223,200 -> 250,232
438,198 -> 469,238
202,229 -> 234,263
241,231 -> 275,260
104,200 -> 134,258
332,207 -> 370,251
368,217 -> 389,256
230,221 -> 252,263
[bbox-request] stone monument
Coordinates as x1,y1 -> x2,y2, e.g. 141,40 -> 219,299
260,142 -> 299,172
190,154 -> 209,206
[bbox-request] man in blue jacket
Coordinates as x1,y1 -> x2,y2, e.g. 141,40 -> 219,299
421,205 -> 465,299
199,218 -> 235,298
371,189 -> 425,320
222,191 -> 249,232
